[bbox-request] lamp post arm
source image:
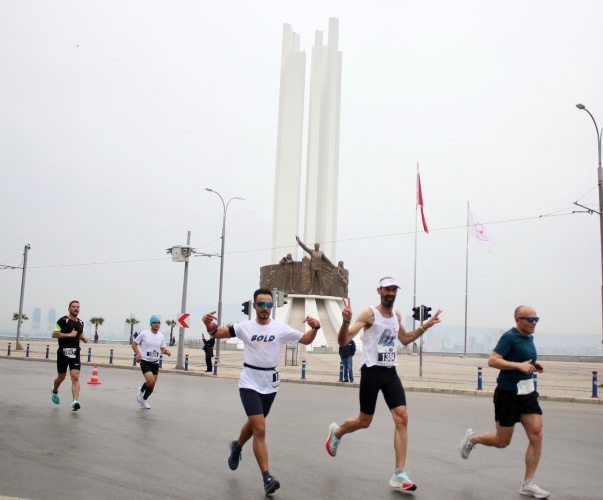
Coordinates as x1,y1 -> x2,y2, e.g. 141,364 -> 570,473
582,107 -> 602,167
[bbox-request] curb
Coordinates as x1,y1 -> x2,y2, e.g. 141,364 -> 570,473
2,355 -> 601,405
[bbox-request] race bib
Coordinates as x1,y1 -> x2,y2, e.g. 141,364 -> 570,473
516,378 -> 535,395
377,345 -> 397,366
63,348 -> 76,359
272,368 -> 280,387
146,350 -> 160,361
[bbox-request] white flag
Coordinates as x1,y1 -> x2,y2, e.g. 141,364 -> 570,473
468,209 -> 495,253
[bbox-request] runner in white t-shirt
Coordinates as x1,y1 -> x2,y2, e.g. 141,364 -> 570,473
202,288 -> 321,497
325,277 -> 442,492
131,315 -> 171,409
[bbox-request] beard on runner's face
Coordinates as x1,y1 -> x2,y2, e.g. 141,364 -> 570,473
380,290 -> 397,307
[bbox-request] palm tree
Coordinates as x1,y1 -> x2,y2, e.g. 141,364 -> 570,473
165,319 -> 177,346
12,313 -> 29,350
125,317 -> 140,345
90,317 -> 105,344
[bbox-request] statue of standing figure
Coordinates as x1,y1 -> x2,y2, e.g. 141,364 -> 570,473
296,236 -> 334,295
279,253 -> 296,292
336,260 -> 349,298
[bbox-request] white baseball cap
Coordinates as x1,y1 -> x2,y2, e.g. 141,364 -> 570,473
379,277 -> 400,289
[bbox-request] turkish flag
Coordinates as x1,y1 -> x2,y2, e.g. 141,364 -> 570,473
417,173 -> 429,234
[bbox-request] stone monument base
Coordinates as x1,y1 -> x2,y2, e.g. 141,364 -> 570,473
274,294 -> 345,350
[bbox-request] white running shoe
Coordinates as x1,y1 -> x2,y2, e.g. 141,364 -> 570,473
137,386 -> 144,404
389,470 -> 417,491
325,422 -> 340,457
459,428 -> 476,459
141,400 -> 151,409
519,480 -> 550,498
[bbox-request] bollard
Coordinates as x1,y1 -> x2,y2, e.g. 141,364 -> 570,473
185,354 -> 189,371
7,343 -> 11,356
87,347 -> 91,362
533,373 -> 538,392
339,361 -> 343,382
213,356 -> 218,375
477,366 -> 483,390
592,371 -> 599,398
109,349 -> 114,365
45,345 -> 50,359
26,344 -> 30,357
301,359 -> 306,380
159,354 -> 163,368
133,353 -> 137,366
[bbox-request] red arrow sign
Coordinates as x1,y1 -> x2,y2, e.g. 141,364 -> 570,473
177,313 -> 190,328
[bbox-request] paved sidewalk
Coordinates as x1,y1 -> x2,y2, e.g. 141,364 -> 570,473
1,339 -> 601,404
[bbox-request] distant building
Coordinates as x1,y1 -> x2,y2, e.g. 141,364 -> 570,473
124,313 -> 135,336
47,309 -> 56,332
31,308 -> 41,333
484,334 -> 497,351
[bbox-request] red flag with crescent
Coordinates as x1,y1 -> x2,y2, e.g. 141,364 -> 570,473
417,172 -> 429,234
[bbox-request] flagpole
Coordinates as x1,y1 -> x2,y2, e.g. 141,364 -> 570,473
464,201 -> 470,357
413,164 -> 419,354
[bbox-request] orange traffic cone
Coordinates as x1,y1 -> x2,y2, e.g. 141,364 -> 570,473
87,364 -> 101,385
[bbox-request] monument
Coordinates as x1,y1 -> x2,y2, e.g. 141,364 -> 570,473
265,18 -> 346,351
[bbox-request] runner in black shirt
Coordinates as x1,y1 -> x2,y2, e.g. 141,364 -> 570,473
51,300 -> 88,411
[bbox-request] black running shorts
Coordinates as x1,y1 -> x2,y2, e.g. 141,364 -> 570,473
359,365 -> 407,415
140,360 -> 160,376
56,347 -> 81,374
494,387 -> 543,427
239,388 -> 277,417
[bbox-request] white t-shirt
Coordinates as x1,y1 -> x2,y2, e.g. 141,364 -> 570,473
135,329 -> 166,362
360,306 -> 399,368
233,319 -> 303,394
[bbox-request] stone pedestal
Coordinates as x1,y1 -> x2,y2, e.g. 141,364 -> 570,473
273,294 -> 345,350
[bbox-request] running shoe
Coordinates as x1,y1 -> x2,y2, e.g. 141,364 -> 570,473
141,400 -> 151,409
263,475 -> 280,496
71,400 -> 81,412
228,440 -> 242,470
137,386 -> 144,405
459,428 -> 476,459
519,480 -> 550,498
325,422 -> 340,457
51,389 -> 60,405
389,470 -> 417,491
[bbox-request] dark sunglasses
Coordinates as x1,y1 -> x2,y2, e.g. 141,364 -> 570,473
256,301 -> 273,309
518,316 -> 539,323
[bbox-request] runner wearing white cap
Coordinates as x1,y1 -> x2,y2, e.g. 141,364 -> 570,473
131,315 -> 171,409
325,277 -> 442,492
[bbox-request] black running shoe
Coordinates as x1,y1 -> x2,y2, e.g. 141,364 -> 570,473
228,440 -> 242,470
264,475 -> 280,496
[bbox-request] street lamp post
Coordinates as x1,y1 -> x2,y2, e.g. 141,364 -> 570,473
576,103 -> 603,350
16,244 -> 31,350
206,189 -> 244,373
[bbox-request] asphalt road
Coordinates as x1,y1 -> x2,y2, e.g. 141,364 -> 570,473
0,359 -> 601,500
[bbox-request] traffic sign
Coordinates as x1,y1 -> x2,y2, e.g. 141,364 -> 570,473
177,313 -> 190,328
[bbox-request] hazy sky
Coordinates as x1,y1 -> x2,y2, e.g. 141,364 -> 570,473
1,1 -> 602,344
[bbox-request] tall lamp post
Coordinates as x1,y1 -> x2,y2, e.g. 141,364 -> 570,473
576,103 -> 603,350
206,188 -> 244,373
16,244 -> 31,350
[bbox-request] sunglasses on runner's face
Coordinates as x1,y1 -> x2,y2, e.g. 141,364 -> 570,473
256,301 -> 273,309
518,317 -> 539,323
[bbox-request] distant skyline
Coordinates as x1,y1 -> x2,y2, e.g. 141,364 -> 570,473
2,1 -> 603,344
